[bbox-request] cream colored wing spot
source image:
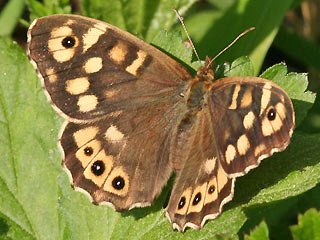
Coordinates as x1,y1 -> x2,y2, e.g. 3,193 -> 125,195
204,177 -> 218,204
261,117 -> 274,136
264,83 -> 272,90
126,50 -> 147,76
73,126 -> 99,147
225,144 -> 237,164
84,57 -> 103,73
77,95 -> 98,112
82,24 -> 108,53
75,139 -> 101,168
51,47 -> 76,63
83,150 -> 114,187
237,134 -> 250,156
45,68 -> 58,83
254,143 -> 267,157
176,187 -> 192,215
94,22 -> 109,31
240,87 -> 252,108
260,83 -> 272,115
261,104 -> 285,136
187,183 -> 207,214
217,166 -> 228,192
108,41 -> 128,64
103,166 -> 129,197
275,102 -> 287,119
65,19 -> 76,25
229,84 -> 241,110
105,125 -> 124,142
48,26 -> 78,62
66,77 -> 90,95
204,157 -> 217,174
51,26 -> 73,38
243,111 -> 255,130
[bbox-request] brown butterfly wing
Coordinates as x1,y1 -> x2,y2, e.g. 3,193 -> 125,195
60,98 -> 185,210
166,76 -> 294,231
27,14 -> 191,121
28,15 -> 192,210
209,77 -> 295,176
166,107 -> 234,231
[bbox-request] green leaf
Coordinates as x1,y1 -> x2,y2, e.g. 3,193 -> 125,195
207,0 -> 236,10
151,30 -> 193,69
260,63 -> 316,127
245,221 -> 269,240
0,37 -> 63,239
227,129 -> 320,232
27,0 -> 72,21
182,0 -> 295,74
273,25 -> 320,73
215,56 -> 255,78
290,209 -> 320,240
239,164 -> 320,240
80,0 -> 197,42
0,0 -> 25,36
1,5 -> 318,239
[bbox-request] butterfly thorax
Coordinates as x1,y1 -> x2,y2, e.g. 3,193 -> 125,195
185,61 -> 215,114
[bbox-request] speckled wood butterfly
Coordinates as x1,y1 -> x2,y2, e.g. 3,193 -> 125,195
27,14 -> 295,232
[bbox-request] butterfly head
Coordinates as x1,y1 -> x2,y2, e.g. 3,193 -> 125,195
194,57 -> 215,88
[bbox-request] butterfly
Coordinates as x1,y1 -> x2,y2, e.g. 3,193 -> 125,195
27,14 -> 295,232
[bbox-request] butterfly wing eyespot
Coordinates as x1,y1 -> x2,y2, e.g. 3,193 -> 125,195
112,176 -> 125,190
178,196 -> 186,209
91,160 -> 105,176
61,36 -> 76,48
192,192 -> 202,206
84,146 -> 94,156
208,185 -> 215,194
267,107 -> 276,120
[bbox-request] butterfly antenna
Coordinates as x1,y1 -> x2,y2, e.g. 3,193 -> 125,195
174,8 -> 201,64
207,27 -> 255,68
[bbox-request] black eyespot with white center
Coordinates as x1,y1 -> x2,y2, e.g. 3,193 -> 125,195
267,108 -> 276,121
208,185 -> 215,194
91,160 -> 105,176
62,36 -> 75,48
84,146 -> 93,156
192,192 -> 201,205
112,176 -> 125,190
178,197 -> 186,209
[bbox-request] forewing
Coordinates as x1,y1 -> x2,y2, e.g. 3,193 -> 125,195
27,14 -> 191,121
209,77 -> 295,176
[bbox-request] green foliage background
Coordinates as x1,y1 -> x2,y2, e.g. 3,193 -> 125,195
0,0 -> 319,239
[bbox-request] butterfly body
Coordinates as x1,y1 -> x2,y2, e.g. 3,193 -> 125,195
27,14 -> 295,232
